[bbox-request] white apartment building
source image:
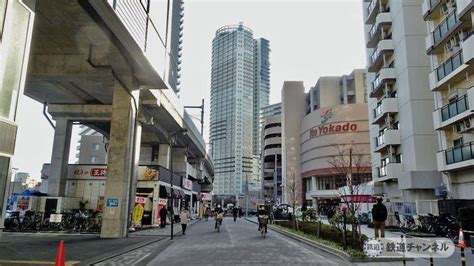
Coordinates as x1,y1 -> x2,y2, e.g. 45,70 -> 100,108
363,0 -> 441,215
422,0 -> 474,199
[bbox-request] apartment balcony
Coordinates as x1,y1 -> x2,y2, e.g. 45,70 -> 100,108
368,39 -> 394,73
426,10 -> 462,54
457,0 -> 474,20
464,32 -> 474,64
365,0 -> 389,24
437,141 -> 474,172
429,50 -> 467,91
433,87 -> 474,130
372,97 -> 398,124
422,0 -> 443,20
374,129 -> 401,153
376,162 -> 403,182
370,67 -> 396,98
366,12 -> 392,48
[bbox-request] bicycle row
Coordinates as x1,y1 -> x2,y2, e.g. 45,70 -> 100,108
3,209 -> 102,233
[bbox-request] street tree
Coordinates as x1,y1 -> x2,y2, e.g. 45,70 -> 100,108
327,143 -> 371,246
286,172 -> 301,230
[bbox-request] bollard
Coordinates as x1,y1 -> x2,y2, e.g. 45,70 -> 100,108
401,234 -> 406,266
460,247 -> 466,266
429,256 -> 433,266
317,219 -> 321,238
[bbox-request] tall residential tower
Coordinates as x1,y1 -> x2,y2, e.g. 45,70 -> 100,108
422,0 -> 474,199
210,23 -> 270,195
363,0 -> 441,215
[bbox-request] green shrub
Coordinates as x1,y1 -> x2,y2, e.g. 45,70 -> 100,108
275,220 -> 367,250
302,209 -> 318,221
273,224 -> 367,258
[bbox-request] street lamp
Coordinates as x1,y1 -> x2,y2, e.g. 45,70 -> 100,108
169,129 -> 187,240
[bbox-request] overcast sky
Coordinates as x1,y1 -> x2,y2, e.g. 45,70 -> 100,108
12,0 -> 367,177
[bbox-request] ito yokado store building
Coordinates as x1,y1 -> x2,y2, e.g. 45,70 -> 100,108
300,104 -> 375,214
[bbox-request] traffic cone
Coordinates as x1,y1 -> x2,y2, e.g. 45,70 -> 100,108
458,228 -> 466,248
55,240 -> 65,266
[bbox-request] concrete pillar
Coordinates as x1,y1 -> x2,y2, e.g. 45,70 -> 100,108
100,81 -> 140,238
158,144 -> 171,168
48,118 -> 72,197
171,147 -> 187,176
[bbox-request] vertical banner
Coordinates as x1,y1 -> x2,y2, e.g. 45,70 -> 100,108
156,198 -> 168,223
132,197 -> 146,226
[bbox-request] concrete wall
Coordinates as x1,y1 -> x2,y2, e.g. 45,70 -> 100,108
281,81 -> 306,204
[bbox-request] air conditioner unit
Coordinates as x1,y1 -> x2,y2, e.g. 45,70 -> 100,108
456,118 -> 474,133
445,41 -> 453,52
451,37 -> 459,47
463,118 -> 473,132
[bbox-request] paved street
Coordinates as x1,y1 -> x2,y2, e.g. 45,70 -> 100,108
147,218 -> 346,265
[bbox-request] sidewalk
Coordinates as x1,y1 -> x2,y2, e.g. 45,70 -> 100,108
0,220 -> 199,265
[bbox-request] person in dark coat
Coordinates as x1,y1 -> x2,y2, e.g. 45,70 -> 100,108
371,197 -> 388,238
232,207 -> 238,222
159,206 -> 168,229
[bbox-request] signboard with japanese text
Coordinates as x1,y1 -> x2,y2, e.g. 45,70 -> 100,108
66,165 -> 107,180
182,178 -> 192,190
106,198 -> 119,208
137,166 -> 159,181
156,198 -> 168,223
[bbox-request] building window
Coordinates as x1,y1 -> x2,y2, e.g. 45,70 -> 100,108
92,143 -> 100,150
91,156 -> 99,164
305,178 -> 312,192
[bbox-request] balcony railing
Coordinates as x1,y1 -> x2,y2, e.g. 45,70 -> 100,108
374,103 -> 383,118
367,0 -> 377,16
436,51 -> 463,81
432,11 -> 458,44
445,141 -> 474,165
441,94 -> 469,121
378,155 -> 402,177
376,134 -> 385,147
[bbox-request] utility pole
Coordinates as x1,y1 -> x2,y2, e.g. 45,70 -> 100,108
169,129 -> 187,240
245,173 -> 249,218
184,99 -> 204,136
170,136 -> 175,240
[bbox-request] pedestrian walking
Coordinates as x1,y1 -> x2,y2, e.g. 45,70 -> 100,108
238,207 -> 242,219
204,206 -> 210,221
159,206 -> 168,229
180,208 -> 191,235
371,197 -> 388,238
232,207 -> 238,222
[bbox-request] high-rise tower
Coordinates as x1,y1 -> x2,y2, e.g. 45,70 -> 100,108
210,23 -> 270,195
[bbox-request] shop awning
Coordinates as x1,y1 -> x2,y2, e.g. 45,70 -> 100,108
159,185 -> 172,198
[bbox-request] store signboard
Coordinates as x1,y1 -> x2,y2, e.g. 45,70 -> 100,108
182,178 -> 192,190
106,198 -> 119,208
67,165 -> 107,179
201,193 -> 211,201
138,166 -> 159,181
156,198 -> 168,223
